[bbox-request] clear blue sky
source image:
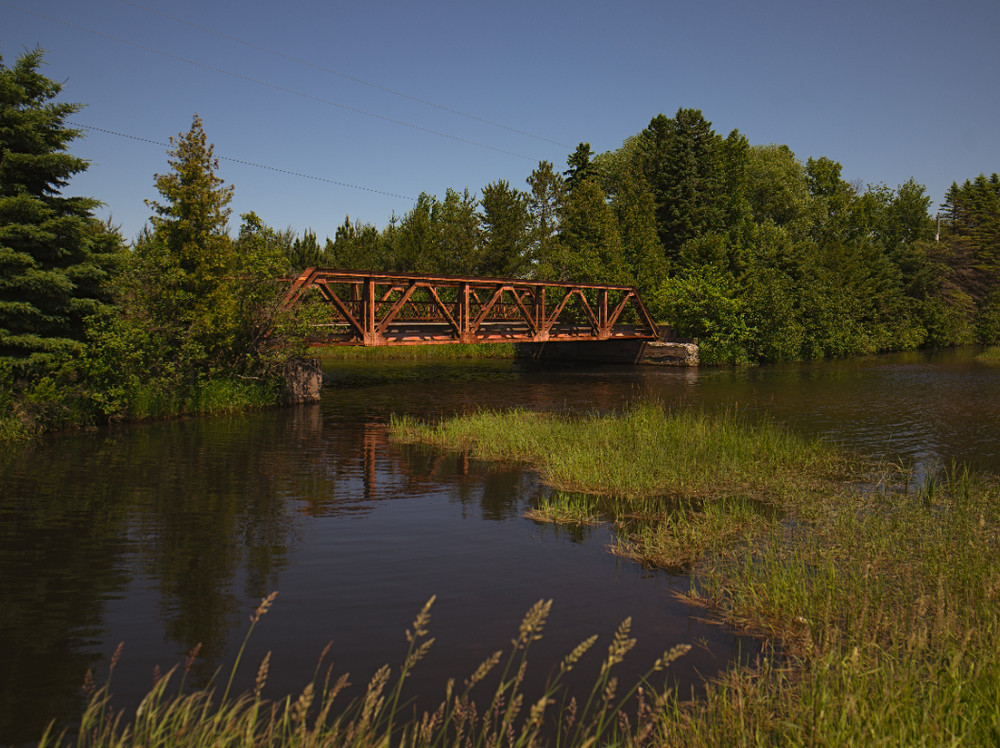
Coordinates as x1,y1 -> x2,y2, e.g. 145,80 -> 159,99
3,0 -> 998,243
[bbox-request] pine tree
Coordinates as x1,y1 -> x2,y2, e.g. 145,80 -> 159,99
553,179 -> 628,285
479,180 -> 531,278
526,161 -> 565,279
0,49 -> 123,377
144,113 -> 234,294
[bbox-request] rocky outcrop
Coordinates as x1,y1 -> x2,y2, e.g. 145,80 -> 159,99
282,357 -> 323,404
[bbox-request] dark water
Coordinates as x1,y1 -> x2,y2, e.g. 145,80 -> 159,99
1,348 -> 998,744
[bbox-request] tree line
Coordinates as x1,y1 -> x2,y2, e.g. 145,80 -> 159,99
285,112 -> 999,364
2,47 -> 999,433
1,50 -> 316,433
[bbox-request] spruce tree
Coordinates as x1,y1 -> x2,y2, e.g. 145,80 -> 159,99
0,49 -> 122,377
133,114 -> 237,372
639,109 -> 726,262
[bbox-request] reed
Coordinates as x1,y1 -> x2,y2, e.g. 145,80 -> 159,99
39,595 -> 691,747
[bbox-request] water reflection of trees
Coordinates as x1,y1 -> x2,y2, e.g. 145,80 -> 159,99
0,394 -> 586,744
0,436 -> 137,744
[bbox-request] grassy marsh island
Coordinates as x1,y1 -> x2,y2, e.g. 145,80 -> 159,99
975,346 -> 1000,364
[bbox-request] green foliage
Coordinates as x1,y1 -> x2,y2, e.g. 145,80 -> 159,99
0,48 -> 125,378
563,141 -> 594,192
525,160 -> 565,278
78,118 -> 313,421
653,265 -> 752,365
639,109 -> 729,261
604,159 -> 666,296
542,179 -> 628,285
478,179 -> 532,277
938,173 -> 1000,341
286,228 -> 322,273
975,288 -> 1000,344
327,215 -> 383,270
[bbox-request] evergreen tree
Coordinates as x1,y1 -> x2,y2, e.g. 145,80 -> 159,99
389,193 -> 437,273
434,187 -> 480,275
550,179 -> 628,285
639,109 -> 726,261
0,49 -> 123,377
101,114 -> 307,390
940,174 -> 1000,341
526,161 -> 565,279
144,114 -> 234,293
564,142 -> 594,193
607,162 -> 665,296
130,114 -> 237,374
478,179 -> 531,278
330,215 -> 382,270
288,229 -> 324,272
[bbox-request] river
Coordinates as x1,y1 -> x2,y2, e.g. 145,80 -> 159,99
0,348 -> 997,744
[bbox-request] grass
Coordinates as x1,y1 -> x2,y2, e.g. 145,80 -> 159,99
123,377 -> 280,420
0,376 -> 283,441
387,405 -> 1000,745
314,342 -> 517,361
42,595 -> 691,748
390,404 -> 845,502
975,345 -> 1000,364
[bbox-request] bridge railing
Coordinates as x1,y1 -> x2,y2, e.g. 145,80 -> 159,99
281,268 -> 660,346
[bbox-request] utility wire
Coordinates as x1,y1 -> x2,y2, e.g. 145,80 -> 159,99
2,1 -> 538,162
73,122 -> 418,201
118,0 -> 572,150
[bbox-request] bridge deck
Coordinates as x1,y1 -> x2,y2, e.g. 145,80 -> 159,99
282,268 -> 660,346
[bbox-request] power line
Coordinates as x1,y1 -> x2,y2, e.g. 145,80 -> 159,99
118,0 -> 572,150
73,122 -> 418,201
2,1 -> 539,162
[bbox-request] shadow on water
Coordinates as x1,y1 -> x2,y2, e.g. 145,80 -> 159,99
0,347 -> 997,743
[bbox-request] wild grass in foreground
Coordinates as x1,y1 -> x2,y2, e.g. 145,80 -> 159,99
390,405 -> 1000,745
40,594 -> 690,748
315,343 -> 517,361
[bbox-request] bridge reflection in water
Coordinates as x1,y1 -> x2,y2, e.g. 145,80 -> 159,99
282,268 -> 660,346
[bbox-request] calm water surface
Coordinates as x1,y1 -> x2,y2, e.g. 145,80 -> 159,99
1,348 -> 997,744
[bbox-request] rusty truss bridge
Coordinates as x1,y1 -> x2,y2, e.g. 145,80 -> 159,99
282,268 -> 659,346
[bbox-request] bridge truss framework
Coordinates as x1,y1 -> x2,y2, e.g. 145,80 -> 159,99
282,268 -> 660,346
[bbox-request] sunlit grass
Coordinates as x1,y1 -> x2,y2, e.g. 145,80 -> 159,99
41,595 -> 691,748
388,406 -> 1000,745
391,403 -> 844,502
314,342 -> 517,360
975,345 -> 1000,364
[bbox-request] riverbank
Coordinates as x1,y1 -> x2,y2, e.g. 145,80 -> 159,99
0,375 -> 283,441
390,405 -> 1000,744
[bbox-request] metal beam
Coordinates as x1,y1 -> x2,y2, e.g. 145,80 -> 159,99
282,268 -> 659,346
